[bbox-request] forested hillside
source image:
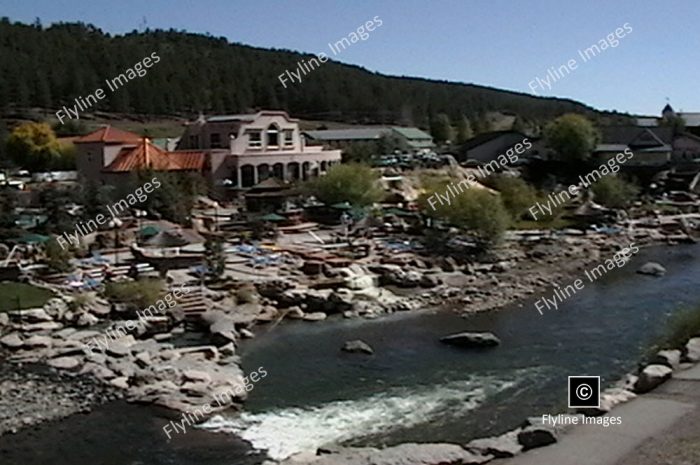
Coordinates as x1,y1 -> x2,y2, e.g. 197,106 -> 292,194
0,18 -> 625,127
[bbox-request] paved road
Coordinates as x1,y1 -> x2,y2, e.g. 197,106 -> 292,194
496,364 -> 700,465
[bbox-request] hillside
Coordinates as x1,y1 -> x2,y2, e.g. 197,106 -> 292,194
0,18 -> 630,129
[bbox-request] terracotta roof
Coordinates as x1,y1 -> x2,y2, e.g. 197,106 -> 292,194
104,138 -> 205,172
75,126 -> 143,144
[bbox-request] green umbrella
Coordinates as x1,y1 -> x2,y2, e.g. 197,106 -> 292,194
331,202 -> 352,210
139,225 -> 161,238
16,233 -> 50,244
259,213 -> 286,222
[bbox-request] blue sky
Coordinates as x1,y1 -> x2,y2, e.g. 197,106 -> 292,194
3,0 -> 698,115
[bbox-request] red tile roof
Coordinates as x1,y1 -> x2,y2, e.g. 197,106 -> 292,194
104,138 -> 205,172
75,125 -> 143,144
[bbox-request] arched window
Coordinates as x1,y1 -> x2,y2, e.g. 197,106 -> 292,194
267,124 -> 279,148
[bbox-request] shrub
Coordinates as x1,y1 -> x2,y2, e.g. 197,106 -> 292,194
653,306 -> 700,352
104,278 -> 164,309
235,283 -> 259,304
591,176 -> 639,209
487,175 -> 538,220
304,163 -> 383,207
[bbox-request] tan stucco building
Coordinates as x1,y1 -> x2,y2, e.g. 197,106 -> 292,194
177,111 -> 341,187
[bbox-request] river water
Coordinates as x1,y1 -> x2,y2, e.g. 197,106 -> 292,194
1,244 -> 698,464
200,243 -> 700,460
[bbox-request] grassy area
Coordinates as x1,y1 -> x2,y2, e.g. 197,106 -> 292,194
654,306 -> 700,352
0,282 -> 54,312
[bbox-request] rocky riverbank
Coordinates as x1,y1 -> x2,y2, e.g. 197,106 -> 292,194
0,361 -> 121,436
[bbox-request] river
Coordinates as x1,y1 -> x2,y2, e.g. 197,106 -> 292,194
1,244 -> 698,464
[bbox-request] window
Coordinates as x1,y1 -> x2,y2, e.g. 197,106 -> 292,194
283,130 -> 294,147
248,130 -> 262,149
210,133 -> 221,148
189,135 -> 199,147
266,124 -> 279,148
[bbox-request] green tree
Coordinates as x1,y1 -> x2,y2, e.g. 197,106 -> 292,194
45,238 -> 73,273
38,184 -> 78,234
419,184 -> 510,246
430,113 -> 454,144
591,176 -> 639,209
204,236 -> 226,280
473,112 -> 493,135
5,122 -> 61,171
304,163 -> 383,207
488,175 -> 538,220
455,115 -> 474,144
544,114 -> 600,162
0,185 -> 20,240
137,171 -> 205,225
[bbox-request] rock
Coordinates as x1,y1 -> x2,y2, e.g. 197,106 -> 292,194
637,262 -> 666,277
208,315 -> 238,345
0,332 -> 24,349
296,443 -> 491,465
578,388 -> 636,416
43,298 -> 69,319
80,362 -> 116,381
341,339 -> 374,355
106,342 -> 132,358
11,308 -> 53,323
634,364 -> 673,393
134,351 -> 152,368
419,274 -> 441,288
467,430 -> 522,458
286,306 -> 305,319
652,349 -> 682,370
685,338 -> 700,362
76,312 -> 100,327
0,312 -> 9,327
22,321 -> 63,332
66,330 -> 102,342
239,328 -> 255,339
23,335 -> 53,348
517,425 -> 557,450
47,356 -> 81,371
303,312 -> 327,322
183,369 -> 212,384
441,257 -> 459,272
109,376 -> 130,390
440,332 -> 500,348
328,289 -> 354,313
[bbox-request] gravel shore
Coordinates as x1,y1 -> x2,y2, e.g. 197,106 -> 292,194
0,360 -> 121,436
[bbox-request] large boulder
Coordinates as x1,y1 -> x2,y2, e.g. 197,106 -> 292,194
652,349 -> 682,370
10,308 -> 53,323
0,332 -> 24,349
634,364 -> 672,393
685,338 -> 700,362
23,335 -> 53,348
467,430 -> 522,458
440,332 -> 500,348
637,262 -> 666,277
517,425 -> 557,450
577,388 -> 636,416
47,356 -> 81,371
341,339 -> 374,355
303,312 -> 327,322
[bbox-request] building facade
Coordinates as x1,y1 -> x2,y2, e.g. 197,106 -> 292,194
177,111 -> 342,188
74,126 -> 206,185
